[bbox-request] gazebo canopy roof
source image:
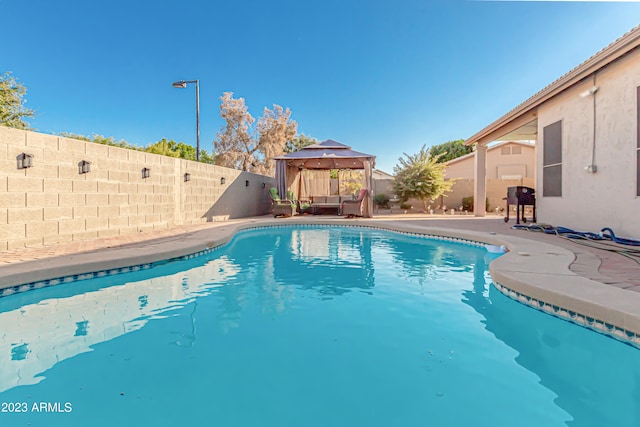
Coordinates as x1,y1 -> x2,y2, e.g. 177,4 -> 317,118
274,139 -> 375,169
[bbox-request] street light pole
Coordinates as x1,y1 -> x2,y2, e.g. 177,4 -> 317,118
195,80 -> 200,162
172,79 -> 200,162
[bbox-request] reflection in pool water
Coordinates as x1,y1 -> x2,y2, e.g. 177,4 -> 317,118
0,226 -> 639,427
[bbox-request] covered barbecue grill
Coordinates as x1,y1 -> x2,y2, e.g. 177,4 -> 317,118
504,186 -> 536,224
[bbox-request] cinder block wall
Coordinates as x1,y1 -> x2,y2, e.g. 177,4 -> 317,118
0,127 -> 274,251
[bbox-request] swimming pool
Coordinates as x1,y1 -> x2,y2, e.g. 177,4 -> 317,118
0,225 -> 639,426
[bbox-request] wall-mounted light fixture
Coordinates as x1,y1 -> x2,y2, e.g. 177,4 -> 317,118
78,160 -> 91,174
220,177 -> 226,185
142,167 -> 151,179
262,182 -> 266,189
17,153 -> 34,169
184,172 -> 191,182
579,86 -> 599,98
245,180 -> 250,187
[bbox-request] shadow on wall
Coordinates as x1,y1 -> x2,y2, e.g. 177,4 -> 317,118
202,171 -> 274,221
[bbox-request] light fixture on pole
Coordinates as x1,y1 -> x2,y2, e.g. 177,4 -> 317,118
172,79 -> 200,162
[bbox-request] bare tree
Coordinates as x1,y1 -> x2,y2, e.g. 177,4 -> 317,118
256,104 -> 297,174
214,92 -> 297,175
214,92 -> 255,171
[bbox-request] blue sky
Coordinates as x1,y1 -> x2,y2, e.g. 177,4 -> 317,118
2,0 -> 640,173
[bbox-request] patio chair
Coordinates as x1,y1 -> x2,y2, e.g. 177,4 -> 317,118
287,190 -> 311,214
341,188 -> 368,218
269,188 -> 296,217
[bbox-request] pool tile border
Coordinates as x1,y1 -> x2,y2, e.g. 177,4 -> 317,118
0,245 -> 229,299
1,263 -> 149,297
493,281 -> 640,349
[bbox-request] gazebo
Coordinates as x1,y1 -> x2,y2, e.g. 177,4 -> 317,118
273,140 -> 376,217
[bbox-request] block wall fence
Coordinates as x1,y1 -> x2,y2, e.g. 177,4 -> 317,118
0,127 -> 274,251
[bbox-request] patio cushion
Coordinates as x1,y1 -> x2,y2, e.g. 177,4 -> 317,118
326,196 -> 340,204
269,187 -> 296,217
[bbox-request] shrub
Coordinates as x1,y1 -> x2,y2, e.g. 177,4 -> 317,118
461,196 -> 474,212
461,196 -> 489,212
392,145 -> 454,212
374,194 -> 390,208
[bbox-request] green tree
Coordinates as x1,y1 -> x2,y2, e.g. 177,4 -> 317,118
58,133 -> 215,163
214,92 -> 297,175
145,138 -> 215,163
145,138 -> 180,157
58,132 -> 92,142
198,150 -> 215,164
392,145 -> 455,212
0,72 -> 35,129
285,133 -> 317,153
428,139 -> 473,163
58,132 -> 142,150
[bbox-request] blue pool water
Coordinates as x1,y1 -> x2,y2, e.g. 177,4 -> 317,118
1,226 -> 639,427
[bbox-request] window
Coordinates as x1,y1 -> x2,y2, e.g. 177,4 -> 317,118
543,121 -> 562,197
637,87 -> 640,196
511,145 -> 522,155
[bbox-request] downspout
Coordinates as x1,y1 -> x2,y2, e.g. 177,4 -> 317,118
586,73 -> 598,173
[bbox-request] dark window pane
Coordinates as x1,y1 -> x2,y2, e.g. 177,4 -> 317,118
637,149 -> 640,197
543,164 -> 562,197
543,121 -> 562,166
637,87 -> 640,149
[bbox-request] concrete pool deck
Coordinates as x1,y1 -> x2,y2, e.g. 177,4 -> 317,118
2,214 -> 640,344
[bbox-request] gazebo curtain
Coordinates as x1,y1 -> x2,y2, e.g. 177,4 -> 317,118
363,160 -> 373,217
301,170 -> 330,198
275,160 -> 288,199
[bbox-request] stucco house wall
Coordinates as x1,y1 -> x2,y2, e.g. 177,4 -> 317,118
0,127 -> 274,251
536,51 -> 640,237
372,169 -> 394,199
444,142 -> 535,211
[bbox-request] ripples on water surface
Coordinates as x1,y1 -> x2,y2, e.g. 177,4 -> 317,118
1,226 -> 639,427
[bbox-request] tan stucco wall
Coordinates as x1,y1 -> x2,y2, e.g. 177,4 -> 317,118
0,127 -> 274,251
536,50 -> 640,239
438,177 -> 535,213
443,143 -> 536,212
445,143 -> 535,180
368,145 -> 536,212
372,178 -> 393,197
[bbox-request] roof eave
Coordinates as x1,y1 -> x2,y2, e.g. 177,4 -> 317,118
465,25 -> 640,146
